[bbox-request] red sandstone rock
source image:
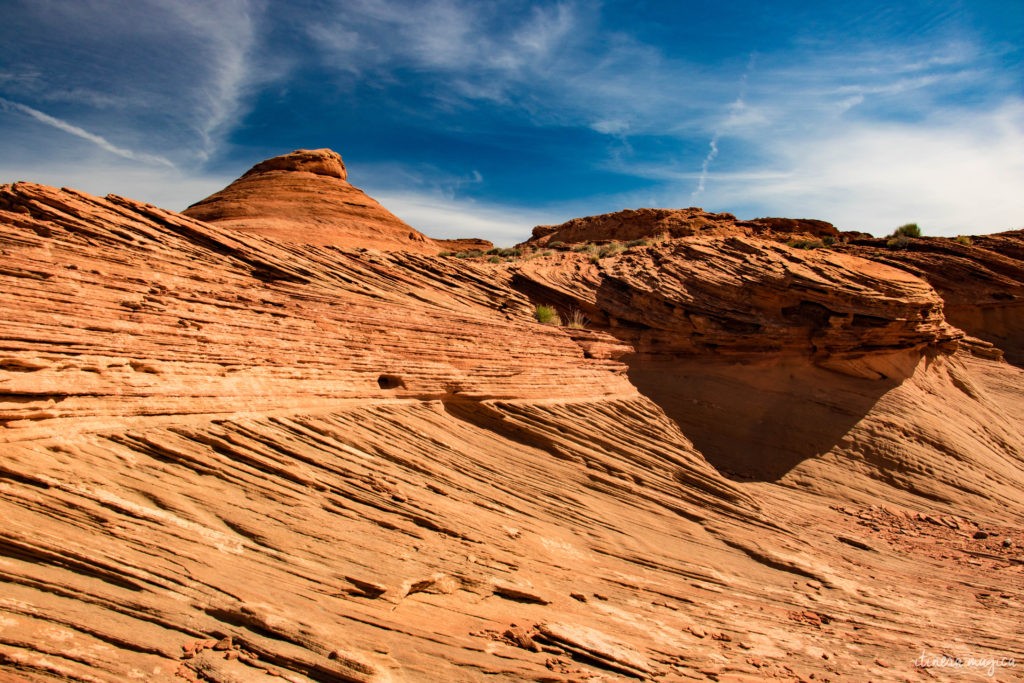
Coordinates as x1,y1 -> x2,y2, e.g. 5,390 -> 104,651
514,236 -> 958,363
435,237 -> 494,253
523,207 -> 838,247
837,231 -> 1024,365
0,177 -> 1022,682
182,148 -> 438,253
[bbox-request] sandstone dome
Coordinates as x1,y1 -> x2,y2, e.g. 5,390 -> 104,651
184,148 -> 437,253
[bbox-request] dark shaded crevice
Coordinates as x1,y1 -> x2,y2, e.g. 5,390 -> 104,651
781,301 -> 837,329
0,465 -> 53,488
440,399 -> 573,462
0,536 -> 146,592
200,611 -> 374,683
718,537 -> 834,585
377,374 -> 404,390
624,356 -> 907,482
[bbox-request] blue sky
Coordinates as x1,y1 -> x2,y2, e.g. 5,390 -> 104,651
1,1 -> 1021,244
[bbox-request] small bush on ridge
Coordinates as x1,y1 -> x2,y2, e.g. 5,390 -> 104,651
887,234 -> 910,250
786,239 -> 825,250
534,305 -> 561,325
486,247 -> 522,258
892,223 -> 922,238
566,308 -> 587,329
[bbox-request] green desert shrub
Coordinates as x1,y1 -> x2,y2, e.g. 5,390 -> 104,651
534,304 -> 561,325
566,308 -> 588,329
486,247 -> 522,258
786,238 -> 825,250
955,235 -> 973,246
892,223 -> 922,238
886,234 -> 910,250
625,238 -> 650,248
597,243 -> 623,259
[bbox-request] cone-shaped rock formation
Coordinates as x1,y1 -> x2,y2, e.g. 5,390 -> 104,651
183,148 -> 437,253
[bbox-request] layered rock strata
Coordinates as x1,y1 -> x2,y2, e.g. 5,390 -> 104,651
839,231 -> 1024,365
0,179 -> 1022,682
183,149 -> 437,253
526,207 -> 838,246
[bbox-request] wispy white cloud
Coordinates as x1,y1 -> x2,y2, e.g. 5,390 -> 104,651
310,0 -> 577,79
576,35 -> 1023,236
0,96 -> 174,167
0,68 -> 130,109
683,99 -> 1024,235
356,160 -> 486,202
372,189 -> 556,246
732,40 -> 995,132
0,152 -> 233,212
163,0 -> 261,160
0,0 -> 263,166
308,0 -> 727,130
590,119 -> 631,135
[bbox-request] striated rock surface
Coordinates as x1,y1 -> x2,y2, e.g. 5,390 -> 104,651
435,237 -> 495,253
526,207 -> 838,246
511,239 -> 1024,511
838,231 -> 1024,365
514,237 -> 958,364
182,149 -> 438,253
1,181 -> 1023,682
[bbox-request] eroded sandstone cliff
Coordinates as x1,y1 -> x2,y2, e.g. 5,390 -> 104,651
838,231 -> 1024,366
1,163 -> 1022,682
526,208 -> 839,247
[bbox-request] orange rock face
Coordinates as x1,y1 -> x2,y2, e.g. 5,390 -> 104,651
525,207 -> 838,246
839,231 -> 1024,365
183,148 -> 438,253
1,180 -> 1022,682
515,237 -> 958,362
435,237 -> 495,253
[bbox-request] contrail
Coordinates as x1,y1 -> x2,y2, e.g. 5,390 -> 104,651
693,136 -> 719,198
691,54 -> 756,202
0,96 -> 174,168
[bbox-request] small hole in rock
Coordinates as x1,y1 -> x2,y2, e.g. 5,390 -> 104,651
377,374 -> 404,390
